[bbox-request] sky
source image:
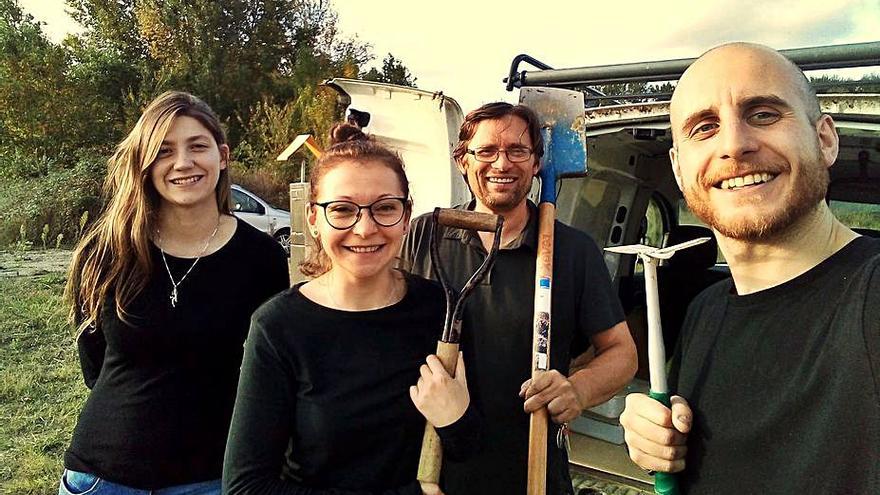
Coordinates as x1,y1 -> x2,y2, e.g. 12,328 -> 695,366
19,0 -> 880,113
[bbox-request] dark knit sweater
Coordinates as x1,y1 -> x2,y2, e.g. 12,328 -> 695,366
223,274 -> 481,495
64,219 -> 289,489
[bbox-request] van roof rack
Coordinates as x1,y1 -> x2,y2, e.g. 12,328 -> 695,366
505,41 -> 880,91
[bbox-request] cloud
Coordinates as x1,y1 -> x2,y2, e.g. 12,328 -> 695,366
648,0 -> 871,53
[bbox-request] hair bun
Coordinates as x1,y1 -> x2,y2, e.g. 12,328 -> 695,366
329,123 -> 368,146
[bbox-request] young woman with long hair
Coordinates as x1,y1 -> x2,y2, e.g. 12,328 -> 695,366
60,91 -> 289,495
223,124 -> 480,495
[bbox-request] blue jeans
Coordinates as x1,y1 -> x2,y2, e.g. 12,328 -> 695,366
58,469 -> 221,495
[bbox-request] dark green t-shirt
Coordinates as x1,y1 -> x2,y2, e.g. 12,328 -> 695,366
672,236 -> 880,494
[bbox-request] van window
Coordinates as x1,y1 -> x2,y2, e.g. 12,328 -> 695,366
633,196 -> 671,274
643,197 -> 667,248
677,200 -> 726,264
677,201 -> 706,228
829,200 -> 880,233
563,177 -> 622,245
232,190 -> 265,214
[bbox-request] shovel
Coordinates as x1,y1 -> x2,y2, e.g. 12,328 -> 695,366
604,237 -> 711,495
519,86 -> 588,495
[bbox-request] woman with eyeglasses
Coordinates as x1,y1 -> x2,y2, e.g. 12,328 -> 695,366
223,124 -> 480,495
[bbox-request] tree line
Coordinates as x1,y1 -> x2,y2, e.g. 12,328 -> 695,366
0,0 -> 416,246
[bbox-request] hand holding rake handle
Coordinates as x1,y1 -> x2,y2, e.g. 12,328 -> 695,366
605,237 -> 710,495
417,208 -> 503,484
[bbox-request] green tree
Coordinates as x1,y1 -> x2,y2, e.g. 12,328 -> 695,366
362,52 -> 417,87
0,0 -> 74,159
0,0 -> 136,163
809,73 -> 880,93
591,81 -> 675,105
64,0 -> 381,157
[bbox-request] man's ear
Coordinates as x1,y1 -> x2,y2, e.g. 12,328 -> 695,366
455,156 -> 468,176
815,114 -> 839,169
456,157 -> 475,195
670,146 -> 684,192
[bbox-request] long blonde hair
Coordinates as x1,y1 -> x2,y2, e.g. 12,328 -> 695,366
65,91 -> 231,335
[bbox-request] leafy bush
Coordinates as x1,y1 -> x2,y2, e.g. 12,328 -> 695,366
0,148 -> 313,249
0,151 -> 104,248
229,160 -> 297,210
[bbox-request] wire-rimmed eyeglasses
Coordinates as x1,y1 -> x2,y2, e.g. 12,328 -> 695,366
314,197 -> 409,230
466,147 -> 533,163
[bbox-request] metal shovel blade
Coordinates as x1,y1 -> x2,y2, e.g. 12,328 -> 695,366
519,87 -> 587,179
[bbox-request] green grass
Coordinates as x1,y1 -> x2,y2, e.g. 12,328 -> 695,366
0,272 -> 86,495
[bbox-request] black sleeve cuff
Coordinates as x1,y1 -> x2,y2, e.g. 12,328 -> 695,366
381,480 -> 423,495
435,402 -> 484,462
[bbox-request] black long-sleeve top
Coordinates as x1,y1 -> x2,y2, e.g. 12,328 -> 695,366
64,219 -> 289,489
223,274 -> 481,495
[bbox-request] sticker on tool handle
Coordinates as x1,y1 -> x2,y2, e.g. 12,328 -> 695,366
534,311 -> 550,370
534,277 -> 551,370
535,277 -> 551,310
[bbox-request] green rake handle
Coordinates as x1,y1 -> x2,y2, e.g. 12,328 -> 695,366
648,390 -> 681,495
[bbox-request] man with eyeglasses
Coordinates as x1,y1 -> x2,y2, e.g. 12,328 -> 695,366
401,102 -> 637,494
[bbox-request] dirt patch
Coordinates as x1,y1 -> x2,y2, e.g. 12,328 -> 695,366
0,249 -> 72,278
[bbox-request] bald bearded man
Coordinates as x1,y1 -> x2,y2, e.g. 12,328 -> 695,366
619,42 -> 880,494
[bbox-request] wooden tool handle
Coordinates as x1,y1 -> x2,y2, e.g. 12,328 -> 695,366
435,208 -> 501,232
416,341 -> 460,483
527,203 -> 556,495
527,407 -> 549,494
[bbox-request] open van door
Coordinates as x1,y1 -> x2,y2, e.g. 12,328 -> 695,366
324,78 -> 470,217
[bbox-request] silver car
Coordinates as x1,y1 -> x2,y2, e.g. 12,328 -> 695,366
231,184 -> 291,254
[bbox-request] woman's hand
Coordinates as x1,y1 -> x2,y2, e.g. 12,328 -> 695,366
419,481 -> 445,495
409,352 -> 469,427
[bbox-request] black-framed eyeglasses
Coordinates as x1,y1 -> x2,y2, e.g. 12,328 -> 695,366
314,197 -> 409,230
466,147 -> 533,163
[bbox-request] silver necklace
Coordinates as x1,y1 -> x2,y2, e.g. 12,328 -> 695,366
157,218 -> 220,308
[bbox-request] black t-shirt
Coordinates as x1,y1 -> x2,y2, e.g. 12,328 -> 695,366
64,219 -> 289,489
672,236 -> 880,494
400,201 -> 626,495
222,273 -> 481,495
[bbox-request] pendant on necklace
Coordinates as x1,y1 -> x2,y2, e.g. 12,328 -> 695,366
170,286 -> 178,308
